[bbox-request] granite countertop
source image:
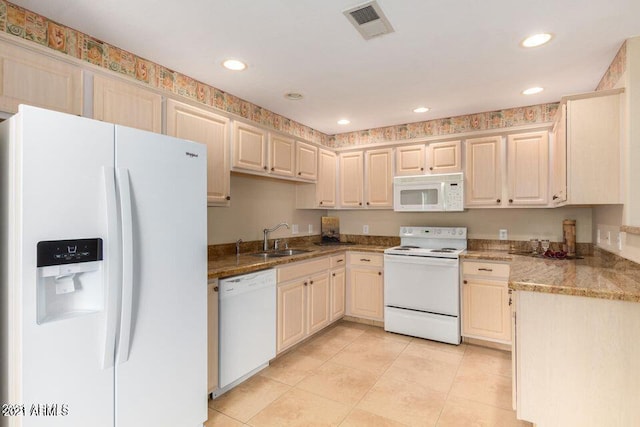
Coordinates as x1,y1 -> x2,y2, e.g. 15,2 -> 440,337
463,250 -> 640,302
208,244 -> 387,279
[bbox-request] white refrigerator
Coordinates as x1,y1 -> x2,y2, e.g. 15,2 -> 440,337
0,105 -> 208,426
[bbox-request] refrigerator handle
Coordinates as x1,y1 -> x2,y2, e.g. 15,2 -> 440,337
116,168 -> 134,365
100,166 -> 119,369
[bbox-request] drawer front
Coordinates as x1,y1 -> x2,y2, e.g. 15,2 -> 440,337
348,252 -> 383,268
462,261 -> 510,279
277,256 -> 330,283
330,254 -> 346,268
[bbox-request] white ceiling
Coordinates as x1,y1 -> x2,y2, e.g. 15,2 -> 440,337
12,0 -> 640,135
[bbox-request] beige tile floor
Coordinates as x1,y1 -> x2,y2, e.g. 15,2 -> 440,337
208,321 -> 532,427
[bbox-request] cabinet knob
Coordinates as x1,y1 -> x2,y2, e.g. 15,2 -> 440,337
263,166 -> 268,170
366,202 -> 370,205
304,281 -> 308,286
359,202 -> 362,206
378,272 -> 382,276
298,172 -> 302,175
429,167 -> 433,171
552,195 -> 559,200
225,195 -> 231,201
332,273 -> 336,277
271,167 -> 275,171
310,280 -> 314,284
319,201 -> 323,205
509,297 -> 513,306
213,286 -> 219,292
496,199 -> 501,203
420,167 -> 424,171
463,280 -> 467,284
508,199 -> 513,203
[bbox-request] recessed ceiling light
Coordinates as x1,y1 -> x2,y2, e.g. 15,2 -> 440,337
522,87 -> 544,95
521,33 -> 553,48
222,59 -> 247,71
284,92 -> 304,100
413,107 -> 430,113
337,119 -> 351,125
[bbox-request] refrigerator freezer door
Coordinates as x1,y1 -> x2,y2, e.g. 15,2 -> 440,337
16,105 -> 115,426
113,126 -> 207,427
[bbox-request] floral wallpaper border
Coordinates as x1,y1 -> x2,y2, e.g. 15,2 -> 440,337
596,41 -> 627,91
1,1 -> 624,151
327,103 -> 559,148
0,0 -> 329,145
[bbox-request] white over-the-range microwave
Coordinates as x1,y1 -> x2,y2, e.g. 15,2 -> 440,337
393,172 -> 464,212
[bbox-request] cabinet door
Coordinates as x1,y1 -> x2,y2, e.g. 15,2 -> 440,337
427,140 -> 462,174
507,131 -> 548,206
339,151 -> 364,208
207,280 -> 219,393
465,136 -> 503,207
462,278 -> 511,342
307,272 -> 330,335
551,104 -> 567,204
296,141 -> 318,181
0,40 -> 82,115
348,268 -> 383,320
330,268 -> 346,321
93,74 -> 161,132
269,134 -> 295,177
232,121 -> 267,172
166,99 -> 230,206
395,144 -> 426,176
316,149 -> 337,207
277,280 -> 306,354
365,148 -> 393,208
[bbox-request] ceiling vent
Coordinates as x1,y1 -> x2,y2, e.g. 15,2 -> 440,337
343,1 -> 395,40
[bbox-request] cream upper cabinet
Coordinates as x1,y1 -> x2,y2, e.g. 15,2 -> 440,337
232,121 -> 267,173
93,74 -> 162,133
268,134 -> 295,177
465,136 -> 503,207
395,144 -> 426,175
0,40 -> 82,115
365,148 -> 393,208
346,252 -> 384,321
207,280 -> 219,393
461,261 -> 511,343
551,104 -> 567,204
316,149 -> 337,207
295,141 -> 318,181
506,131 -> 548,206
558,89 -> 623,205
427,140 -> 462,174
339,151 -> 364,208
166,99 -> 230,206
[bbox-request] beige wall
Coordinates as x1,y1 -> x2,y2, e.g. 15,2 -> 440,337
333,207 -> 593,243
207,174 -> 324,244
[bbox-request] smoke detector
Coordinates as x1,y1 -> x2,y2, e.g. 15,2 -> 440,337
343,1 -> 395,40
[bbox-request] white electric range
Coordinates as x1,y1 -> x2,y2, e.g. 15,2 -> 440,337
383,226 -> 467,345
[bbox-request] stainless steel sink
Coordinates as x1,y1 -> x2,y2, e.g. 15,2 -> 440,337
249,249 -> 311,258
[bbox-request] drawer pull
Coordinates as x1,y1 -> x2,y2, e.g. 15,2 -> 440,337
478,268 -> 493,272
337,259 -> 344,263
360,258 -> 371,262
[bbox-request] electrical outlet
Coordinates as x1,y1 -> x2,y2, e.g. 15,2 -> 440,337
499,229 -> 508,240
363,224 -> 369,234
606,231 -> 611,246
308,224 -> 313,234
618,232 -> 623,251
291,224 -> 299,235
597,229 -> 601,244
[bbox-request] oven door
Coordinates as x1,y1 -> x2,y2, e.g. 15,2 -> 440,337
393,182 -> 445,211
383,254 -> 459,316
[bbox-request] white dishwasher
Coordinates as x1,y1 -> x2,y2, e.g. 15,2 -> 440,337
218,269 -> 276,391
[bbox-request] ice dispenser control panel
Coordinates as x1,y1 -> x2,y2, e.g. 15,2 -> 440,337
37,238 -> 103,267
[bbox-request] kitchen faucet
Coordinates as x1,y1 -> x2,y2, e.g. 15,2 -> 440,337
263,222 -> 289,251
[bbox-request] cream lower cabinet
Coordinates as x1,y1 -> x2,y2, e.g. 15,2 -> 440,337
346,252 -> 384,321
166,99 -> 231,206
93,74 -> 162,133
329,254 -> 346,321
277,256 -> 342,354
461,260 -> 511,343
0,39 -> 82,115
207,279 -> 219,393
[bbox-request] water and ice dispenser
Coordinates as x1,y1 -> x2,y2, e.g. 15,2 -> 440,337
36,238 -> 104,324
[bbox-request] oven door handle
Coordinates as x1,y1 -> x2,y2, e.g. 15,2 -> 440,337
384,254 -> 458,267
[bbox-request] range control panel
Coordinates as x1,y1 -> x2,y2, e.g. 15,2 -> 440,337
399,227 -> 467,239
37,238 -> 103,267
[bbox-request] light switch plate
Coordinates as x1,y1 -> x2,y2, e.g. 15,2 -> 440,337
308,224 -> 313,234
291,224 -> 299,235
363,225 -> 369,234
499,229 -> 508,240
